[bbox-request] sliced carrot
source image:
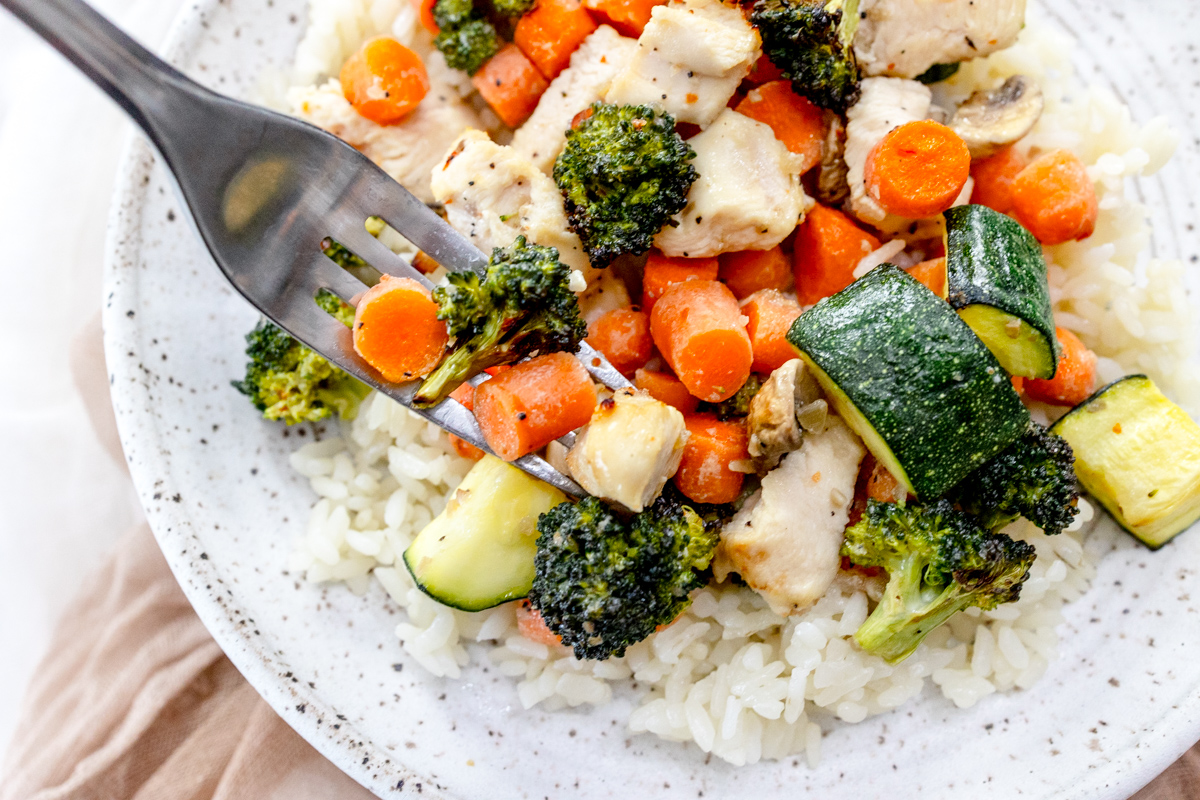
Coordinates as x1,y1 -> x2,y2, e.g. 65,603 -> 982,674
793,204 -> 882,306
471,44 -> 550,128
674,413 -> 750,505
866,459 -> 902,503
904,256 -> 947,298
517,599 -> 563,646
1010,150 -> 1099,245
340,37 -> 430,126
1024,327 -> 1097,407
1011,376 -> 1025,395
413,0 -> 439,34
641,251 -> 720,312
514,0 -> 598,80
473,352 -> 597,461
744,53 -> 785,86
586,307 -> 653,376
742,289 -> 802,374
634,368 -> 700,414
353,275 -> 448,383
583,0 -> 664,36
970,144 -> 1028,214
864,119 -> 971,219
718,246 -> 792,300
735,81 -> 825,173
650,280 -> 753,403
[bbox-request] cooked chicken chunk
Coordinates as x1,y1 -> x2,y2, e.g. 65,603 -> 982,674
577,268 -> 633,326
430,130 -> 596,279
654,109 -> 808,258
855,0 -> 1026,79
713,416 -> 865,616
566,389 -> 689,512
510,26 -> 637,173
604,0 -> 760,128
289,79 -> 480,205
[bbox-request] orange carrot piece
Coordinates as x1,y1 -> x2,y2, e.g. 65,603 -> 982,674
583,0 -> 664,36
1011,376 -> 1025,395
744,53 -> 785,86
1024,327 -> 1097,407
587,308 -> 654,376
650,280 -> 753,403
471,44 -> 550,128
517,599 -> 563,646
904,256 -> 947,298
742,289 -> 802,374
735,81 -> 825,173
413,0 -> 439,34
634,369 -> 700,414
340,37 -> 430,125
1010,150 -> 1099,246
514,0 -> 598,80
970,144 -> 1028,214
864,119 -> 971,219
793,204 -> 882,306
719,246 -> 792,300
866,460 -> 902,503
352,275 -> 448,383
674,413 -> 750,504
473,352 -> 597,461
641,251 -> 720,312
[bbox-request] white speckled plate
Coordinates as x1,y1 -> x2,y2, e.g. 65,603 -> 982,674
104,2 -> 1200,798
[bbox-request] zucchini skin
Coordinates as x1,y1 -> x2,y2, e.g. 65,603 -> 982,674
788,264 -> 1030,498
944,205 -> 1060,379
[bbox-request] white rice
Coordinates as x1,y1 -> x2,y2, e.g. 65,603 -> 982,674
282,3 -> 1197,767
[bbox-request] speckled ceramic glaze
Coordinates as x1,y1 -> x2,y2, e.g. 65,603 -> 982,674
104,2 -> 1200,798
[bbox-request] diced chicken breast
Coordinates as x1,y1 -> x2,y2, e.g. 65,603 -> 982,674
654,109 -> 808,258
430,130 -> 596,280
510,26 -> 638,173
855,0 -> 1026,79
604,0 -> 760,128
713,416 -> 865,616
566,389 -> 689,512
577,268 -> 632,326
289,78 -> 481,205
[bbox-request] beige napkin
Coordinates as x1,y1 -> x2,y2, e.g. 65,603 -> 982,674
0,315 -> 1194,799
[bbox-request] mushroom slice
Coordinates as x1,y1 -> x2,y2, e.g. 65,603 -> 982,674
949,75 -> 1044,159
747,359 -> 825,470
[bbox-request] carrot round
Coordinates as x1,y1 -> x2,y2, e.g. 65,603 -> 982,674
514,0 -> 599,80
650,280 -> 753,403
517,599 -> 563,646
742,289 -> 802,374
641,251 -> 719,312
1024,327 -> 1097,407
1010,150 -> 1099,245
970,144 -> 1028,214
471,44 -> 550,129
583,0 -> 663,37
586,307 -> 653,376
634,368 -> 699,414
413,0 -> 439,34
793,204 -> 881,306
353,275 -> 448,383
674,413 -> 749,504
473,352 -> 597,461
340,37 -> 430,126
864,119 -> 971,219
735,81 -> 825,173
719,246 -> 792,300
904,256 -> 947,298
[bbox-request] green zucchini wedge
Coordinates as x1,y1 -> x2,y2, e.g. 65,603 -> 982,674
1050,375 -> 1200,549
788,264 -> 1030,499
944,205 -> 1060,380
404,455 -> 568,611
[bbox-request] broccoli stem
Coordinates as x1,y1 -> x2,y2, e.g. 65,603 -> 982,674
853,556 -> 973,663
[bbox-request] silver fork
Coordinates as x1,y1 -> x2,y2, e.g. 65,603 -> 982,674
3,0 -> 635,497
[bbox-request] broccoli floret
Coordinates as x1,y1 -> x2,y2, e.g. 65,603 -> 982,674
433,0 -> 502,74
553,103 -> 698,269
412,236 -> 587,406
842,499 -> 1036,663
315,288 -> 356,327
530,493 -> 718,660
750,0 -> 861,112
697,374 -> 763,420
947,424 -> 1080,536
491,0 -> 535,16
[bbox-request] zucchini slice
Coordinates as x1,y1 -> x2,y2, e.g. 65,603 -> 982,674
404,455 -> 568,611
944,205 -> 1060,379
1050,375 -> 1200,549
788,264 -> 1030,499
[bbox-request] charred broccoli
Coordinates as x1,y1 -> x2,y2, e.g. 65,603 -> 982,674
491,0 -> 535,16
412,236 -> 587,406
698,374 -> 763,420
947,424 -> 1080,536
530,493 -> 718,660
553,103 -> 698,269
842,499 -> 1036,663
750,0 -> 861,112
433,0 -> 501,75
